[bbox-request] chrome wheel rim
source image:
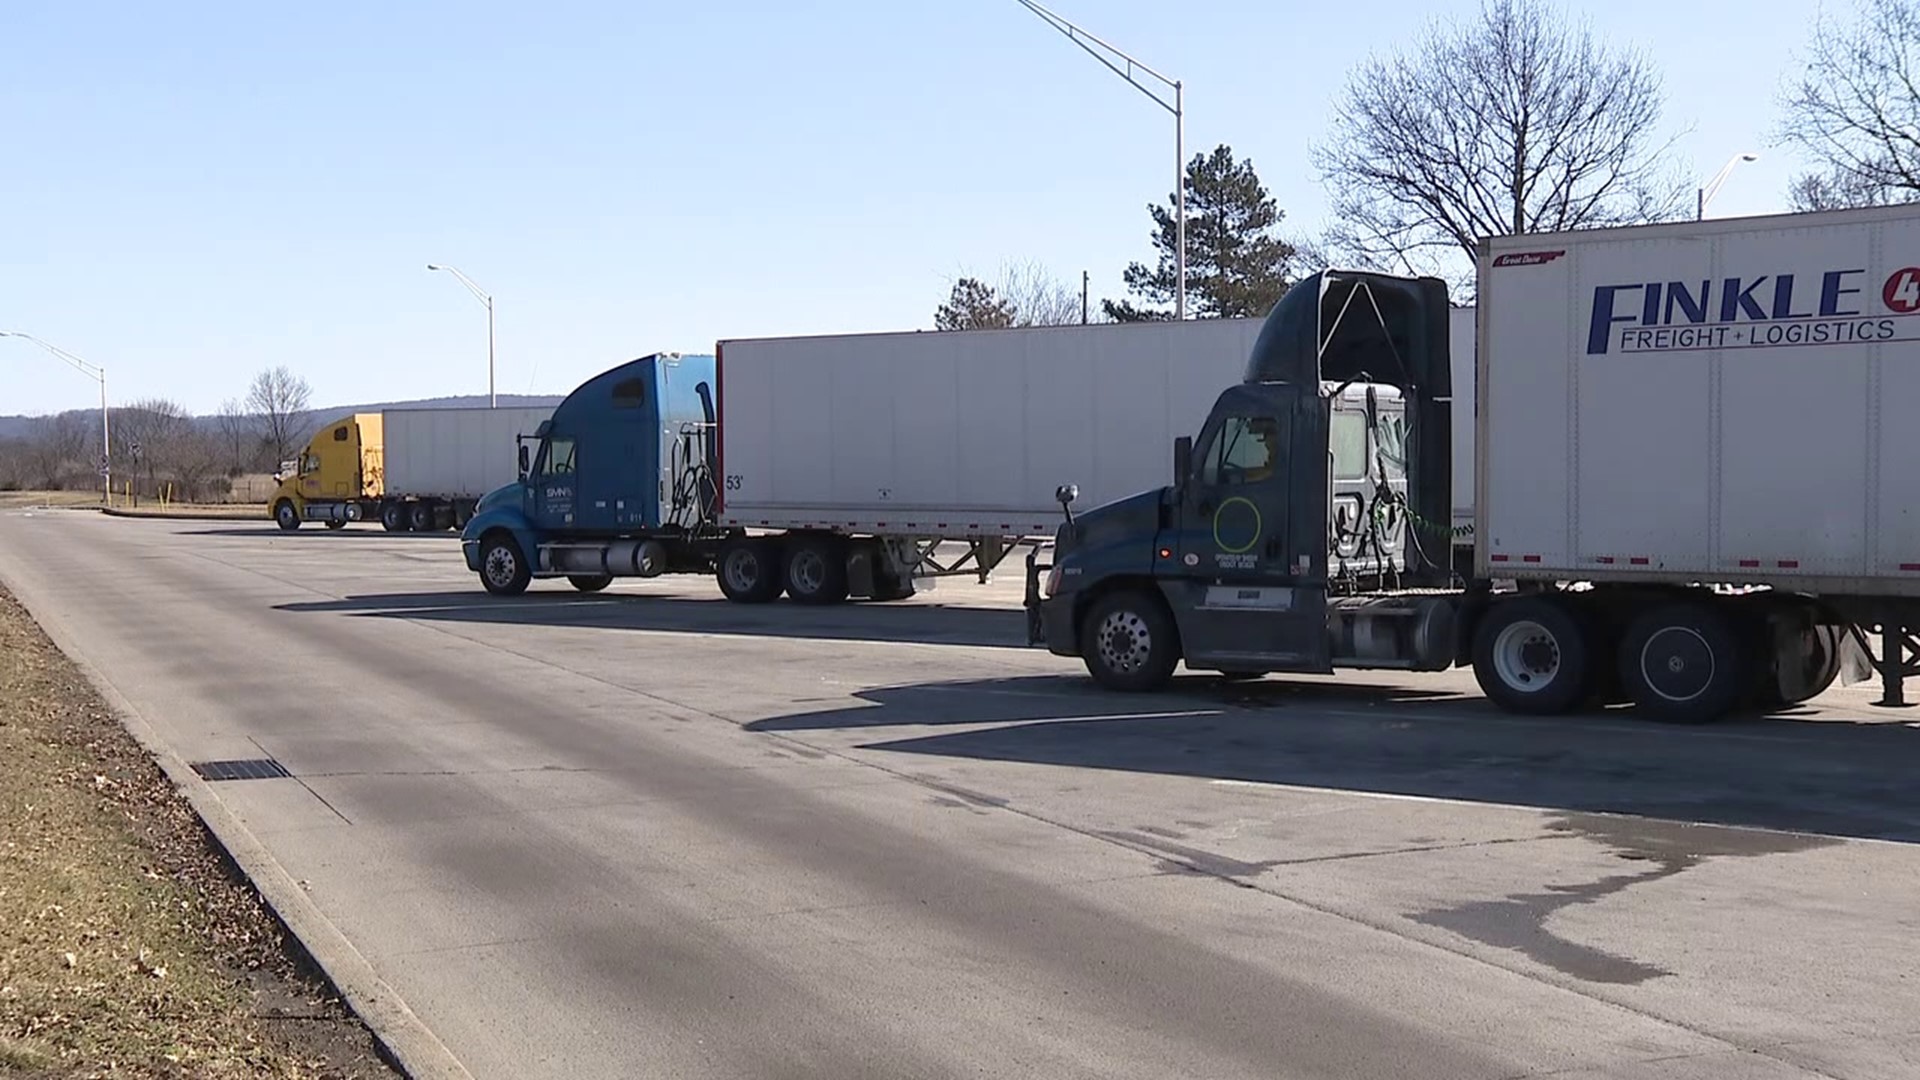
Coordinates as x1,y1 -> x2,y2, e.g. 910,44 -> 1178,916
1095,609 -> 1153,674
483,545 -> 518,588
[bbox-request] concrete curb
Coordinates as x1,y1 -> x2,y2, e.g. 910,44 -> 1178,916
102,507 -> 268,522
0,572 -> 474,1080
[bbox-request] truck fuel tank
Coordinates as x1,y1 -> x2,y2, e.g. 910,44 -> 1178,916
1325,594 -> 1458,671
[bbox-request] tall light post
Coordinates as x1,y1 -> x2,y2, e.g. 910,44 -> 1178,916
1015,0 -> 1186,320
426,263 -> 496,407
0,331 -> 110,503
1698,153 -> 1760,220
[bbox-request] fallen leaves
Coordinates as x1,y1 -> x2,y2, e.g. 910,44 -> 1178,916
0,585 -> 396,1079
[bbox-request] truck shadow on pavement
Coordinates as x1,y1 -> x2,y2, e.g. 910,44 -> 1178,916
177,528 -> 457,540
275,590 -> 1033,649
747,674 -> 1920,844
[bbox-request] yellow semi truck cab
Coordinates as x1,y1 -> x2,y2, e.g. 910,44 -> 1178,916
270,414 -> 385,531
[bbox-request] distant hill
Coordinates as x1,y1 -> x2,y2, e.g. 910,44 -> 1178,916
0,393 -> 567,440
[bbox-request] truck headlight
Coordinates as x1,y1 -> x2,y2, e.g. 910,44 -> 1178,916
1044,564 -> 1064,598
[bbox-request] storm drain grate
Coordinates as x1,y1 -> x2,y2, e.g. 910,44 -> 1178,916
190,758 -> 292,782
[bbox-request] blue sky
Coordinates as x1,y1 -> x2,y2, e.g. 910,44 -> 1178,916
3,0 -> 1811,416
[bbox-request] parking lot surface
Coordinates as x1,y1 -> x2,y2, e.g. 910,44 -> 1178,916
2,510 -> 1917,1079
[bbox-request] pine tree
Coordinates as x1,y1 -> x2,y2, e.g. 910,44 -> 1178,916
1105,144 -> 1297,321
934,277 -> 1017,331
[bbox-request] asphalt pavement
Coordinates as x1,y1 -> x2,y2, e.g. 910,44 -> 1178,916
2,509 -> 1916,1079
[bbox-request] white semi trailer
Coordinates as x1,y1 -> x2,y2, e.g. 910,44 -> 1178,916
716,311 -> 1476,586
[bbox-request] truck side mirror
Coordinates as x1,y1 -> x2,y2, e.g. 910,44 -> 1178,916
1054,483 -> 1079,526
518,444 -> 530,477
1173,436 -> 1193,485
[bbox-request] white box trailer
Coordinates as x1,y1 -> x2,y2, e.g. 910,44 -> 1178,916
383,406 -> 553,500
1477,205 -> 1920,594
1462,204 -> 1920,716
716,311 -> 1478,555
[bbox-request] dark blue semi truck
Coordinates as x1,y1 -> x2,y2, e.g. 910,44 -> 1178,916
458,350 -> 917,603
1024,270 -> 1467,694
1024,258 -> 1909,724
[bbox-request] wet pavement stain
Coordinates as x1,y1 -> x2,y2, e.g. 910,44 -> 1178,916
1412,812 -> 1838,985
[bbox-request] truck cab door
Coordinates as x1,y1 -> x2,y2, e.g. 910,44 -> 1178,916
1163,382 -> 1331,674
529,434 -> 578,530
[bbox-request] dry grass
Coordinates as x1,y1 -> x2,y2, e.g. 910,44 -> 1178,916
0,493 -> 101,510
0,587 -> 396,1079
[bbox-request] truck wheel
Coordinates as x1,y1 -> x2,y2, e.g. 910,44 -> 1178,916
1745,617 -> 1842,710
1080,589 -> 1179,692
381,502 -> 409,532
1618,603 -> 1747,724
1471,597 -> 1593,715
784,536 -> 850,605
716,537 -> 784,604
479,533 -> 531,596
409,502 -> 435,532
568,575 -> 612,593
274,500 -> 301,531
325,519 -> 346,531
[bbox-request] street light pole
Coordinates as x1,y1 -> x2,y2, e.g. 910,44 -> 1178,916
1698,153 -> 1760,220
426,264 -> 497,407
1015,0 -> 1186,320
0,331 -> 110,503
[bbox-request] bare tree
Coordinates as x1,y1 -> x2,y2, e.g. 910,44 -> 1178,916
246,366 -> 313,469
168,428 -> 226,502
997,260 -> 1085,327
0,438 -> 24,491
24,413 -> 88,490
214,397 -> 257,476
115,398 -> 194,500
1779,0 -> 1920,210
1312,0 -> 1685,287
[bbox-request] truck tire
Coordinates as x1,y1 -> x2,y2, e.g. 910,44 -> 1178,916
478,533 -> 531,596
784,536 -> 850,605
1744,616 -> 1842,711
381,502 -> 410,532
1080,588 -> 1180,692
409,501 -> 435,532
274,500 -> 301,532
716,537 -> 784,604
569,574 -> 612,593
325,519 -> 346,530
1618,602 -> 1747,724
1471,596 -> 1593,715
